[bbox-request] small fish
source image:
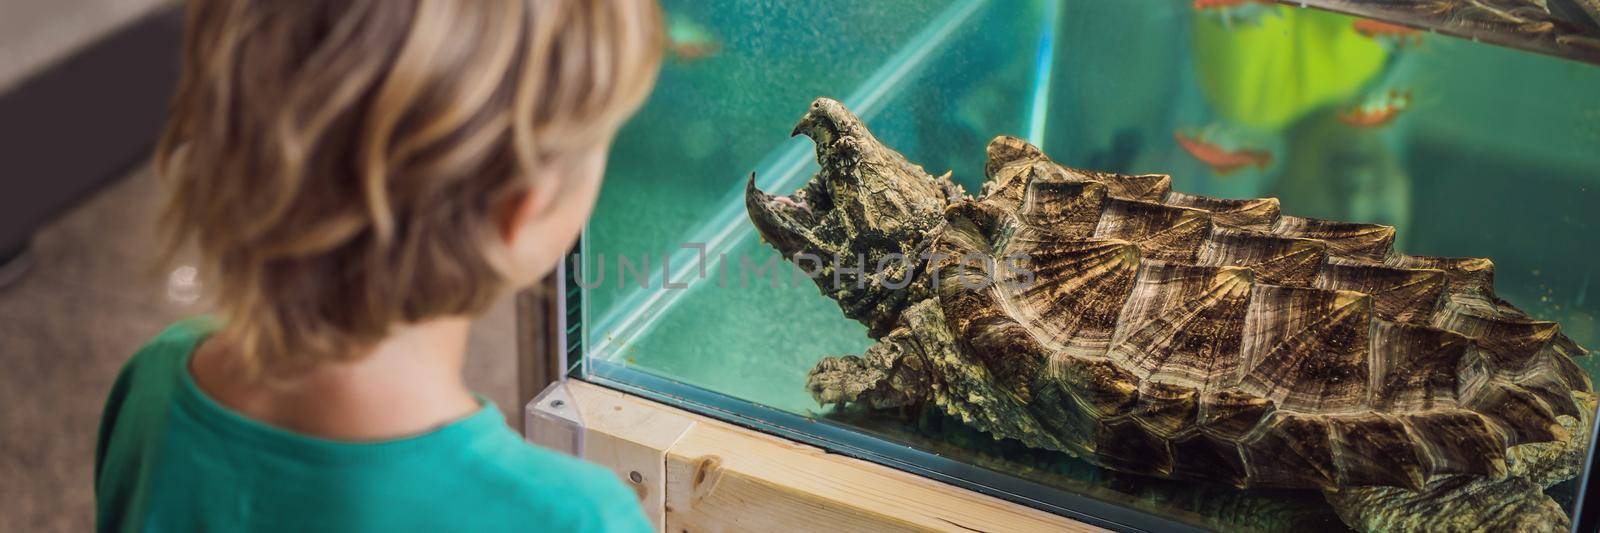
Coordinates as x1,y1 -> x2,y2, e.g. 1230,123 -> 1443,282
1353,19 -> 1424,46
666,14 -> 721,63
1338,89 -> 1412,129
1174,131 -> 1272,176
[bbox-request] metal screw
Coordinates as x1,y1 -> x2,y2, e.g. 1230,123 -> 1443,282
629,471 -> 643,483
549,399 -> 565,409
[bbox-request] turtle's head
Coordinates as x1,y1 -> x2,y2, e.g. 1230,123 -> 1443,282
746,97 -> 959,335
788,97 -> 864,149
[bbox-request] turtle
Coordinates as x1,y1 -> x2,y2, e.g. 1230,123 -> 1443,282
745,97 -> 1596,532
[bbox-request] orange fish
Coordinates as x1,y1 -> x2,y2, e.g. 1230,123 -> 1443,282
1353,19 -> 1424,46
668,40 -> 721,62
1175,131 -> 1272,176
666,15 -> 721,63
1338,90 -> 1412,129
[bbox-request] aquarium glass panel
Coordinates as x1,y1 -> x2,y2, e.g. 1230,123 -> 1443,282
570,1 -> 1600,531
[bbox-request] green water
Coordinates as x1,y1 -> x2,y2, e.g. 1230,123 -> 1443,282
582,0 -> 1047,412
578,0 -> 1600,530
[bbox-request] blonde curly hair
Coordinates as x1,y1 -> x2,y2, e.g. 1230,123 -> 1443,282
156,0 -> 662,374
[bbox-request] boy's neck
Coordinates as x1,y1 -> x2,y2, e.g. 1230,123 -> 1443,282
192,316 -> 484,442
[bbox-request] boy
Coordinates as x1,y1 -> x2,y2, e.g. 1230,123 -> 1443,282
95,1 -> 662,531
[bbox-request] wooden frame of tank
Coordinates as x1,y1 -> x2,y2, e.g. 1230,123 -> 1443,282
524,378 -> 1099,533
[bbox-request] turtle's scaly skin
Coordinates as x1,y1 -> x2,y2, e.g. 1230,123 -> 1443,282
748,98 -> 1594,530
1326,391 -> 1593,532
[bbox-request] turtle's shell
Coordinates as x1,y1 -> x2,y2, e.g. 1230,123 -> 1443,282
931,136 -> 1593,490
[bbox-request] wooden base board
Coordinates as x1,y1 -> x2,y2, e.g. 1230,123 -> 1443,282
527,379 -> 1100,532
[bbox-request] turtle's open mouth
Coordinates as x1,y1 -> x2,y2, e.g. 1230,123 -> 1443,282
770,166 -> 836,220
746,170 -> 830,259
745,98 -> 856,259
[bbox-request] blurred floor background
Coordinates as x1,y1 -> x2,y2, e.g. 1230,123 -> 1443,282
0,2 -> 521,531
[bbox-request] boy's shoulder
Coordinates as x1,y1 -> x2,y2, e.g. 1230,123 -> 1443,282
96,319 -> 212,488
105,318 -> 213,407
120,318 -> 214,378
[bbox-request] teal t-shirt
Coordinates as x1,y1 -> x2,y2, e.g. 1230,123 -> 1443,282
95,320 -> 651,533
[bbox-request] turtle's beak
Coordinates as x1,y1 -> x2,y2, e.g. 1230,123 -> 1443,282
791,97 -> 853,146
791,114 -> 815,138
746,173 -> 819,258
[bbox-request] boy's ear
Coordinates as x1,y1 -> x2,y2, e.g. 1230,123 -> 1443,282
495,188 -> 532,246
494,178 -> 559,246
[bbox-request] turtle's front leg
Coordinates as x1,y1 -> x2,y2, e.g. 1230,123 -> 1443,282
807,325 -> 931,410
